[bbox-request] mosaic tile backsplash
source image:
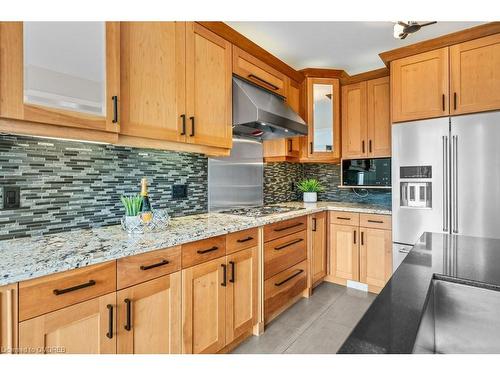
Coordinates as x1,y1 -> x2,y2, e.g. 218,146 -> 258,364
0,135 -> 208,240
264,162 -> 391,207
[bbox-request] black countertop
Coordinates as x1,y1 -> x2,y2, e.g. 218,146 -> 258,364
338,232 -> 500,354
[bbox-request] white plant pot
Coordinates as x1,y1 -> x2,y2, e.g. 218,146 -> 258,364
303,192 -> 317,203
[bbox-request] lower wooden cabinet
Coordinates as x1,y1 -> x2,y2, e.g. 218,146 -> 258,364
328,212 -> 392,293
19,293 -> 117,354
116,273 -> 181,354
182,247 -> 257,354
310,212 -> 327,286
359,228 -> 392,293
0,284 -> 18,354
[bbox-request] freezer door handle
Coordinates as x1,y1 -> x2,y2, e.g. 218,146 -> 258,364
452,135 -> 459,233
442,135 -> 449,232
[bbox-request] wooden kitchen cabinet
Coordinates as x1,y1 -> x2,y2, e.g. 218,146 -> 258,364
310,212 -> 327,286
0,284 -> 18,354
329,223 -> 359,283
19,293 -> 117,354
367,76 -> 391,157
302,77 -> 341,162
359,228 -> 392,294
225,247 -> 258,344
450,33 -> 500,115
186,22 -> 232,149
0,22 -> 120,133
182,246 -> 258,353
116,273 -> 181,354
120,22 -> 186,143
391,47 -> 449,122
342,82 -> 367,158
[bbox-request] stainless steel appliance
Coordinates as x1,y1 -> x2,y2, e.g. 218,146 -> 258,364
218,205 -> 305,218
208,138 -> 264,211
392,112 -> 500,271
232,76 -> 308,140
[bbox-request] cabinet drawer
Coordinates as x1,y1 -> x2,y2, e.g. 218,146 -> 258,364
19,261 -> 116,321
117,246 -> 181,289
329,211 -> 360,226
264,260 -> 307,323
233,46 -> 286,97
360,213 -> 391,230
226,228 -> 259,255
182,236 -> 226,268
264,216 -> 307,242
264,230 -> 307,280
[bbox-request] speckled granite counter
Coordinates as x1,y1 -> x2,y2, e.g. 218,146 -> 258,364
0,201 -> 390,286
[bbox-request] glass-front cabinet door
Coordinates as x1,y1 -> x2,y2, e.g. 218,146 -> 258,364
0,22 -> 120,133
305,78 -> 340,161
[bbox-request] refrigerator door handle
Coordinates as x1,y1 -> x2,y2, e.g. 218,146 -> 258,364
442,135 -> 449,232
452,135 -> 459,233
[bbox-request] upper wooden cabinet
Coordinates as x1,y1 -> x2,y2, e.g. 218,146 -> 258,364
0,284 -> 18,354
303,77 -> 341,162
120,22 -> 232,150
450,33 -> 500,115
0,22 -> 120,133
120,22 -> 185,143
342,76 -> 391,159
391,47 -> 449,122
233,46 -> 286,97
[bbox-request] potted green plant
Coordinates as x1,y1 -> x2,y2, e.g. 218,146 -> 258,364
120,195 -> 143,230
297,179 -> 324,203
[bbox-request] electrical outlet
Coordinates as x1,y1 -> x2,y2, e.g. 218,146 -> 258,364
172,184 -> 188,199
3,186 -> 20,209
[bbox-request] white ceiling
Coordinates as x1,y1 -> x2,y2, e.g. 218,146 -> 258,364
226,22 -> 484,75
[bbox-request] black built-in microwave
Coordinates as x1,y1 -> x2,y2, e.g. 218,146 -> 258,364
341,158 -> 391,187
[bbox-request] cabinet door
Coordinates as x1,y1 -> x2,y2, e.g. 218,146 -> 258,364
286,78 -> 301,114
359,228 -> 392,293
367,76 -> 391,157
311,212 -> 327,285
0,284 -> 18,354
450,33 -> 500,115
342,82 -> 367,159
226,247 -> 258,344
182,257 -> 226,354
186,23 -> 232,149
305,78 -> 341,161
391,47 -> 449,122
19,293 -> 116,354
117,273 -> 181,354
120,22 -> 186,142
0,22 -> 120,132
329,224 -> 359,282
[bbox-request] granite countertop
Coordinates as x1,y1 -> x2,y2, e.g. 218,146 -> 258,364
338,232 -> 500,354
0,201 -> 390,286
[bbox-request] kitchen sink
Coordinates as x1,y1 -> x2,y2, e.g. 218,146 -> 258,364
413,278 -> 500,354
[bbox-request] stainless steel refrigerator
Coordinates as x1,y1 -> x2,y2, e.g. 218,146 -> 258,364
392,111 -> 500,270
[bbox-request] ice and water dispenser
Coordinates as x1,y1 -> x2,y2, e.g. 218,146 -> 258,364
400,166 -> 432,208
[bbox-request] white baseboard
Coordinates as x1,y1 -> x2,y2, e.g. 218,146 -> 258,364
346,280 -> 368,292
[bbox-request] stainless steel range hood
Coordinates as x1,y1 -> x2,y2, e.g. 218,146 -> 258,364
232,76 -> 308,140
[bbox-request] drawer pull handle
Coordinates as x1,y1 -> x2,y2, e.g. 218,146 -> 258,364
106,304 -> 114,339
140,259 -> 169,270
229,261 -> 235,283
221,264 -> 227,287
197,246 -> 218,254
274,238 -> 303,250
336,217 -> 351,220
274,222 -> 303,232
275,269 -> 304,287
53,280 -> 96,295
124,298 -> 132,331
248,74 -> 279,91
237,236 -> 254,243
367,220 -> 384,224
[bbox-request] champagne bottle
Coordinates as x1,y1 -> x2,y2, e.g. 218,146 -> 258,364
140,177 -> 153,222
